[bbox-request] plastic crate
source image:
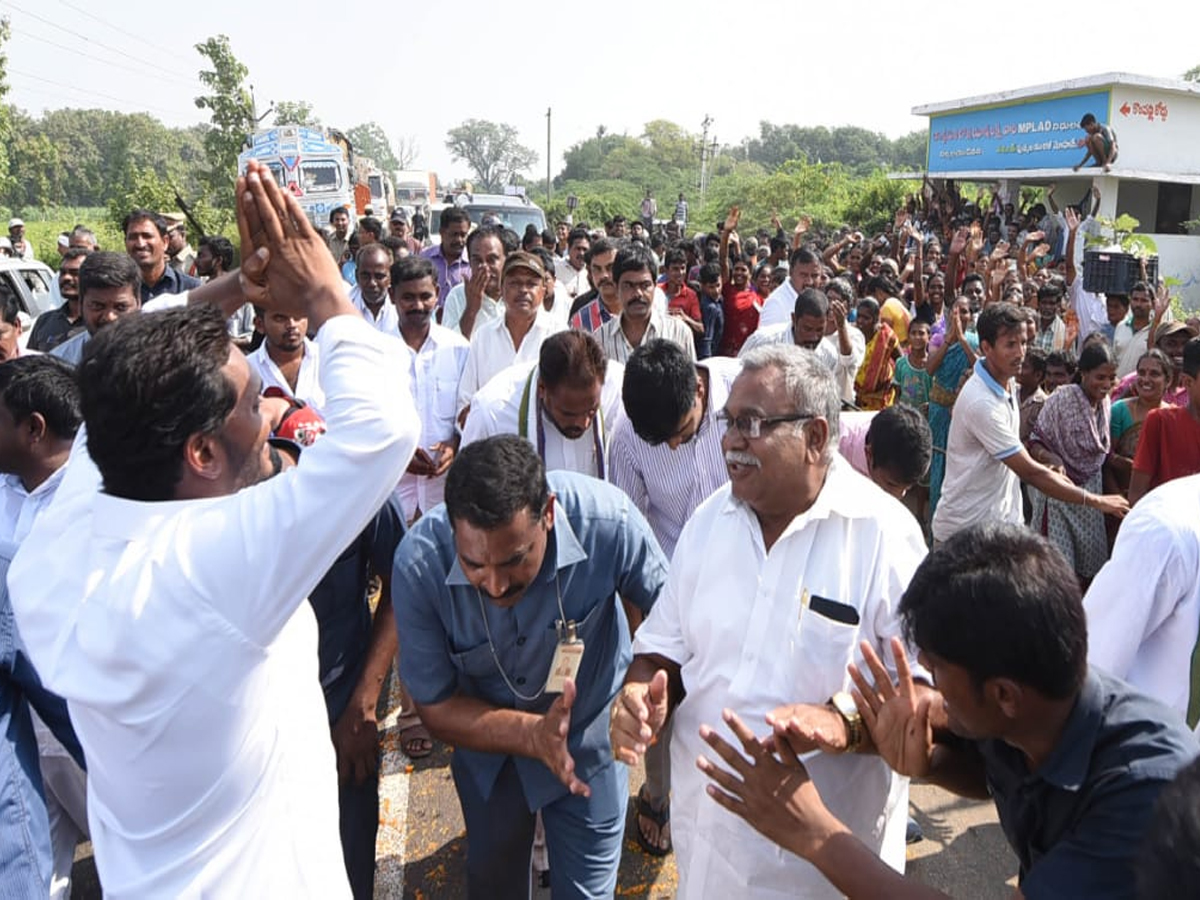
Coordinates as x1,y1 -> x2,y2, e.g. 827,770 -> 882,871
1082,250 -> 1158,295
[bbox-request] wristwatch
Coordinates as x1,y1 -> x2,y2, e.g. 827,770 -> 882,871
828,691 -> 864,753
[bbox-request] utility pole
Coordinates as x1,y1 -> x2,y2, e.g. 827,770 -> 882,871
546,107 -> 552,207
699,114 -> 713,208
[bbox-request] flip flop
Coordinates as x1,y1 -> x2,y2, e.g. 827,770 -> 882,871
397,721 -> 433,759
634,785 -> 672,857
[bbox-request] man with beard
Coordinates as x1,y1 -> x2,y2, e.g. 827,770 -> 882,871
461,331 -> 624,479
248,305 -> 324,410
7,160 -> 420,896
122,209 -> 200,303
349,244 -> 397,334
757,247 -> 822,328
568,238 -> 620,333
393,436 -> 667,899
391,256 -> 469,522
29,248 -> 89,352
51,252 -> 141,366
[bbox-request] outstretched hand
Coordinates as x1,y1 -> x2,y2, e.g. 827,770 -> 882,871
535,678 -> 590,796
609,669 -> 670,766
847,637 -> 936,778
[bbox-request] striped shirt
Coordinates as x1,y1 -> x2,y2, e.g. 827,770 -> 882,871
596,310 -> 696,365
607,357 -> 741,558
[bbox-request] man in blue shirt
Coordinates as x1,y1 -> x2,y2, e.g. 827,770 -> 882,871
393,435 -> 668,899
1,542 -> 84,899
121,209 -> 200,305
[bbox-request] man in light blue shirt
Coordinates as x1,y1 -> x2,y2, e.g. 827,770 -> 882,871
393,435 -> 668,899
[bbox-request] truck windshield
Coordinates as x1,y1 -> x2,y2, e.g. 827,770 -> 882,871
466,207 -> 546,234
301,161 -> 342,193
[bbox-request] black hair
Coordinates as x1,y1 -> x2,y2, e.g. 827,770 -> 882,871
391,255 -> 436,285
613,243 -> 658,284
357,217 -> 383,241
1183,337 -> 1200,379
976,302 -> 1027,346
539,330 -> 607,392
466,225 -> 507,256
793,288 -> 828,320
1076,340 -> 1114,374
622,339 -> 697,445
1080,113 -> 1097,128
1135,348 -> 1173,382
1023,347 -> 1048,374
961,272 -> 985,291
567,227 -> 590,248
329,206 -> 349,222
698,262 -> 721,285
78,304 -> 236,502
769,236 -> 789,256
900,522 -> 1087,699
540,228 -> 556,247
78,251 -> 142,303
788,246 -> 819,270
866,405 -> 931,485
439,207 -> 471,230
529,246 -> 557,279
825,277 -> 855,303
584,237 -> 616,265
0,355 -> 81,440
1036,283 -> 1064,302
445,435 -> 549,530
663,248 -> 687,269
122,208 -> 167,237
0,294 -> 20,326
1045,349 -> 1075,374
198,235 -> 235,271
1137,757 -> 1200,900
59,246 -> 90,265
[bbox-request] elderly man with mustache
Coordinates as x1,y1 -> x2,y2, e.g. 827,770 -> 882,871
610,343 -> 929,899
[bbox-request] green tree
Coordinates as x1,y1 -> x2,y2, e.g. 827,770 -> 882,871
272,100 -> 319,126
446,119 -> 537,191
193,34 -> 255,218
0,17 -> 13,200
347,121 -> 399,172
1184,64 -> 1200,82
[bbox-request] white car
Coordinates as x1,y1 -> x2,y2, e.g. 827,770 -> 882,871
0,257 -> 60,349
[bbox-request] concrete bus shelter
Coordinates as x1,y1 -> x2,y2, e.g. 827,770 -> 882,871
910,72 -> 1200,308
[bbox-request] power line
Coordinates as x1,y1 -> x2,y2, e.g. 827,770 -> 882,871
11,24 -> 201,89
0,0 -> 201,89
9,67 -> 200,121
49,0 -> 185,70
10,83 -> 198,127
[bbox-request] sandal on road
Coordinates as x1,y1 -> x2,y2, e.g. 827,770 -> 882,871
397,716 -> 433,759
634,785 -> 672,856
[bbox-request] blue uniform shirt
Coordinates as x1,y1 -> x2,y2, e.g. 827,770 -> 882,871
981,666 -> 1198,899
393,471 -> 668,810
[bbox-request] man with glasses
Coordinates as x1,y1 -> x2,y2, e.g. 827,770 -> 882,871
610,343 -> 927,899
596,245 -> 694,365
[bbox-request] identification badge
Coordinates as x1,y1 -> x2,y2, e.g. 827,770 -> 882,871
546,620 -> 584,694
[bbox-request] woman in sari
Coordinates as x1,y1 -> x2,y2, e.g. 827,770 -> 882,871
1028,341 -> 1118,583
926,296 -> 978,515
853,298 -> 902,410
1105,348 -> 1172,495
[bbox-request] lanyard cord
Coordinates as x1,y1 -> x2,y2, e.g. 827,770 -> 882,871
475,570 -> 567,703
536,393 -> 605,480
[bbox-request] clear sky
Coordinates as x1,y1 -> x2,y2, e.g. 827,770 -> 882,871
6,0 -> 1198,184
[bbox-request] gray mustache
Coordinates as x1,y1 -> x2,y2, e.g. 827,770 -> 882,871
724,451 -> 761,468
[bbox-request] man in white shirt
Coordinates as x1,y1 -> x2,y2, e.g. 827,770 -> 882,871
739,285 -> 864,406
457,251 -> 564,419
1112,281 -> 1166,377
462,330 -> 622,480
596,245 -> 695,365
554,227 -> 591,299
391,255 -> 469,521
7,163 -> 420,897
349,243 -> 399,335
442,226 -> 509,338
0,355 -> 89,900
8,218 -> 35,261
247,305 -> 325,409
757,247 -> 821,328
610,343 -> 928,899
1085,473 -> 1200,731
932,303 -> 1128,544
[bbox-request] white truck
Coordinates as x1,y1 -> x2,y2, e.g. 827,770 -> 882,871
238,125 -> 358,228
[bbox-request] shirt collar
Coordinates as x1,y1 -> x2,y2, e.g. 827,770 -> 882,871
445,503 -> 588,587
718,454 -> 880,528
973,358 -> 1013,399
1029,668 -> 1104,791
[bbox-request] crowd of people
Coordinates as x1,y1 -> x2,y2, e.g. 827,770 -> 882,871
2,158 -> 1199,900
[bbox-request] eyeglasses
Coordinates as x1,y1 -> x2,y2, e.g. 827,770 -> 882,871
716,411 -> 813,439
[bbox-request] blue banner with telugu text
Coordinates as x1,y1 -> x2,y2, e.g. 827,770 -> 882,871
926,90 -> 1111,173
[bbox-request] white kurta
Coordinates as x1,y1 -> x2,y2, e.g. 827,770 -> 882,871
8,315 -> 420,898
456,308 -> 564,415
633,459 -> 927,898
247,337 -> 325,410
